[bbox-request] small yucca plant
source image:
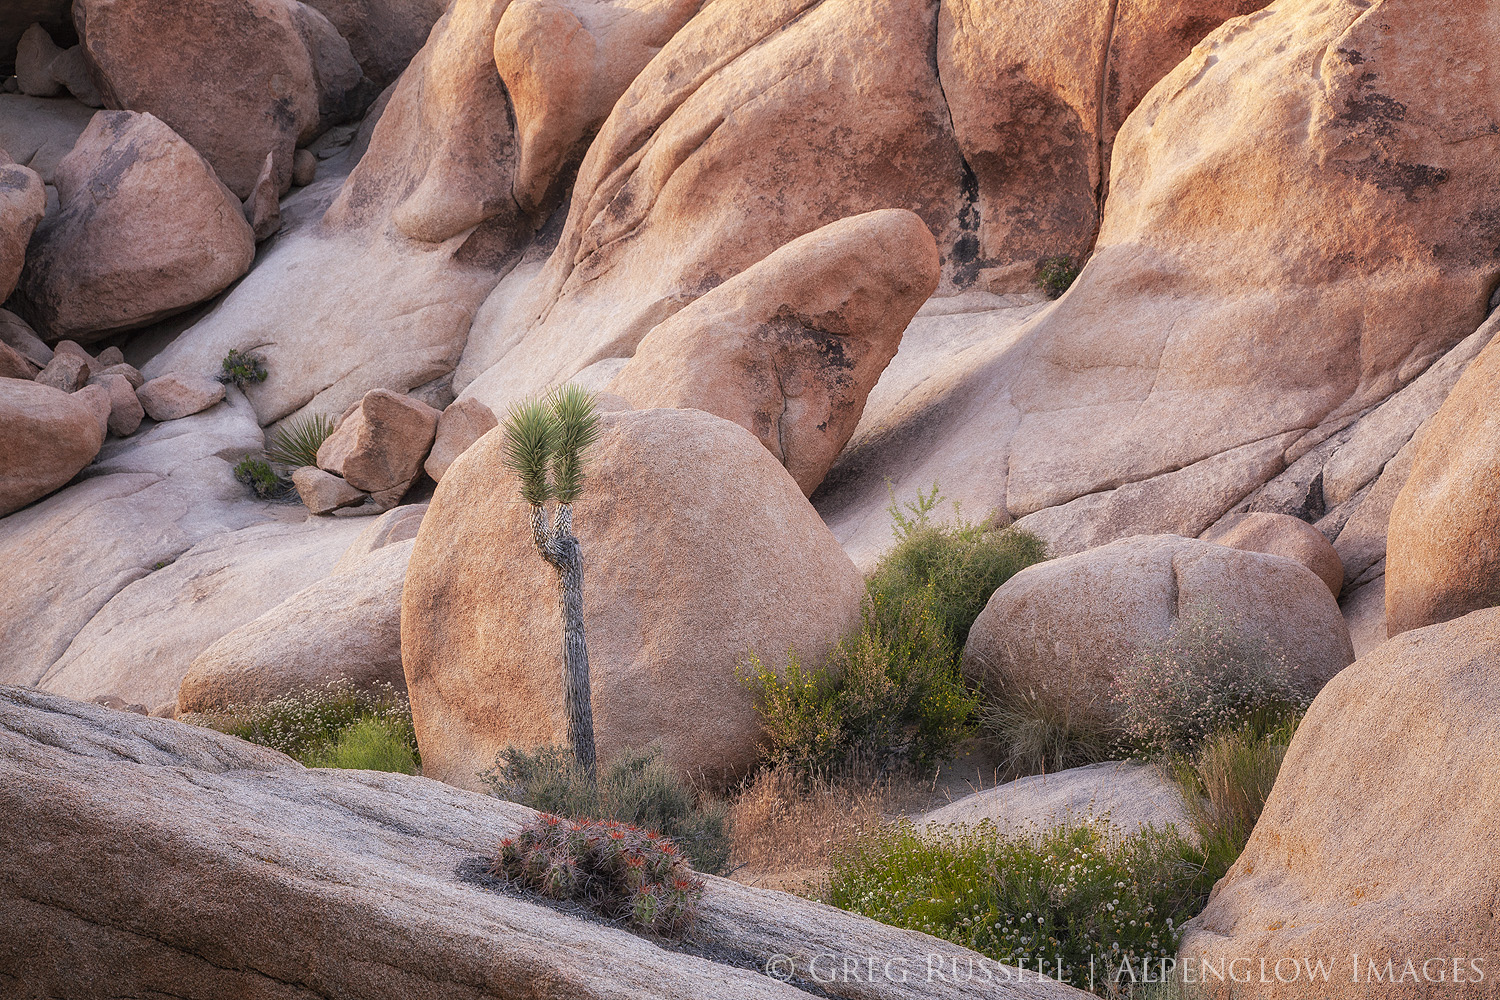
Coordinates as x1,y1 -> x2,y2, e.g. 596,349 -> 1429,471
268,413 -> 335,468
503,385 -> 603,778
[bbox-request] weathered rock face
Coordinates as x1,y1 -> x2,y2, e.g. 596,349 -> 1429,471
424,395 -> 497,482
74,0 -> 364,198
922,761 -> 1197,844
1,686 -> 1087,1000
15,112 -> 255,343
0,152 -> 45,302
298,0 -> 445,89
0,310 -> 51,369
0,93 -> 95,184
963,535 -> 1354,726
0,378 -> 106,516
614,210 -> 938,495
819,0 -> 1500,567
403,407 -> 867,790
177,531 -> 414,713
316,388 -> 439,507
1386,334 -> 1500,637
0,340 -> 35,380
936,0 -> 1271,290
1180,608 -> 1500,998
1204,512 -> 1344,598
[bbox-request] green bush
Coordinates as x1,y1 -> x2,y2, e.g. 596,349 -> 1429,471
232,456 -> 288,499
1171,713 -> 1298,862
220,348 -> 268,387
189,680 -> 419,770
740,593 -> 979,775
492,814 -> 704,934
982,681 -> 1121,780
867,484 -> 1047,651
1038,255 -> 1082,299
1111,604 -> 1309,757
268,413 -> 335,469
483,744 -> 730,875
829,819 -> 1222,997
307,716 -> 419,774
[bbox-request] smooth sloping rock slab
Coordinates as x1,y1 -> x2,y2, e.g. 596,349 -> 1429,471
0,686 -> 1085,1000
921,761 -> 1196,843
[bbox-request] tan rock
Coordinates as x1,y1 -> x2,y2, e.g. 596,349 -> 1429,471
1387,333 -> 1500,637
0,377 -> 105,516
292,465 -> 368,514
136,373 -> 227,421
0,309 -> 50,368
300,0 -> 449,87
613,210 -> 938,496
0,339 -> 36,380
74,0 -> 363,198
402,407 -> 867,790
94,346 -> 124,368
1,686 -> 1088,1000
316,389 -> 438,506
1180,608 -> 1500,998
1339,575 -> 1386,661
74,381 -> 112,439
0,92 -> 94,184
33,350 -> 88,392
962,534 -> 1354,727
15,24 -> 102,106
89,371 -> 144,437
243,151 -> 282,242
178,538 -> 413,713
1204,512 -> 1343,598
0,152 -> 44,300
423,396 -> 496,483
0,2 -> 73,78
51,339 -> 94,371
15,112 -> 256,343
291,146 -> 318,186
92,361 -> 144,390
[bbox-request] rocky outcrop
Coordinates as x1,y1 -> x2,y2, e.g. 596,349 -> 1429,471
402,407 -> 867,791
1386,333 -> 1500,637
613,210 -> 937,496
316,388 -> 439,509
1180,608 -> 1500,998
1204,512 -> 1343,598
177,513 -> 418,712
15,112 -> 255,343
963,535 -> 1354,727
922,761 -> 1197,843
0,686 -> 1087,1000
0,378 -> 106,516
74,0 -> 364,198
0,150 -> 44,301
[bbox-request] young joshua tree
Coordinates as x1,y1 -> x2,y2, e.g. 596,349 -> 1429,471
502,385 -> 603,779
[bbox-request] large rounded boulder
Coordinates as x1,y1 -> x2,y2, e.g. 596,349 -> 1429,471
962,534 -> 1354,725
0,377 -> 107,516
401,406 -> 867,790
1180,607 -> 1500,996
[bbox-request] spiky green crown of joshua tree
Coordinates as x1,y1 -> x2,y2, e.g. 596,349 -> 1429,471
502,385 -> 603,778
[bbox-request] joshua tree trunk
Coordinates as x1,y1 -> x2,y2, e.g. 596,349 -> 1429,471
530,502 -> 598,778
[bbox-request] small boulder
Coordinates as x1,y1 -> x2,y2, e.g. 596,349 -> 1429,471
402,407 -> 867,790
1180,607 -> 1500,994
0,152 -> 45,301
0,310 -> 51,368
33,351 -> 88,392
292,147 -> 318,187
423,396 -> 496,483
93,361 -> 144,389
244,151 -> 282,242
136,373 -> 226,422
73,382 -> 113,438
962,535 -> 1354,727
0,339 -> 36,380
0,377 -> 106,515
292,465 -> 368,515
15,111 -> 256,343
15,24 -> 102,106
94,345 -> 125,368
316,389 -> 439,508
89,371 -> 144,436
1203,512 -> 1344,597
613,210 -> 939,496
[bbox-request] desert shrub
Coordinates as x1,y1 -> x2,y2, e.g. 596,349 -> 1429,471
189,680 -> 418,769
492,813 -> 704,934
867,484 -> 1047,651
307,716 -> 419,774
741,593 -> 979,775
268,413 -> 335,468
1038,255 -> 1082,299
232,456 -> 288,499
220,348 -> 268,387
829,819 -> 1221,997
484,744 -> 730,875
1111,605 -> 1309,757
982,681 -> 1121,780
1172,713 -> 1298,862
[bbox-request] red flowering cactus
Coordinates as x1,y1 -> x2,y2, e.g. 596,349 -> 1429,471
492,815 -> 706,934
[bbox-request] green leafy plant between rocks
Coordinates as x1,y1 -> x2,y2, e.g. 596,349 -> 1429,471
219,348 -> 268,387
232,456 -> 288,499
1038,255 -> 1082,299
268,413 -> 335,468
492,813 -> 705,935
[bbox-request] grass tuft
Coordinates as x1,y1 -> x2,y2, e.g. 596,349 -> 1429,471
268,414 -> 335,469
233,456 -> 289,499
